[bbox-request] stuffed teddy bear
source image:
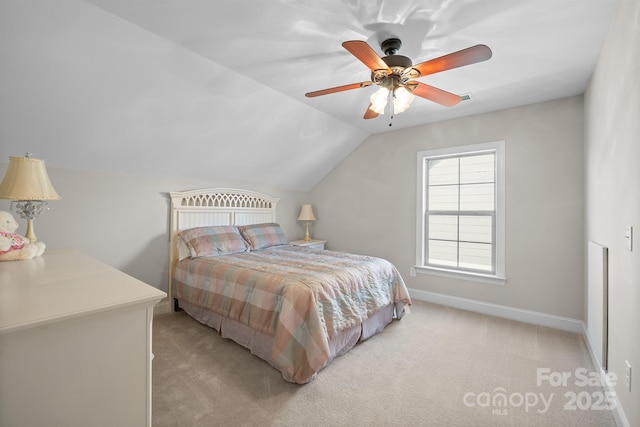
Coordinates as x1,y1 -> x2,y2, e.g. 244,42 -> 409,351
0,210 -> 46,261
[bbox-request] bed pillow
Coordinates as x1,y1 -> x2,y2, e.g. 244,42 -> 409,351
238,223 -> 289,250
176,235 -> 192,261
179,226 -> 250,258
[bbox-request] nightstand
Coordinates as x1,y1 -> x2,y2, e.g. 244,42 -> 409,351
290,239 -> 327,250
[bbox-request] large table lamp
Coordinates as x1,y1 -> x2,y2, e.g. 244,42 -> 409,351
297,204 -> 316,242
0,153 -> 60,243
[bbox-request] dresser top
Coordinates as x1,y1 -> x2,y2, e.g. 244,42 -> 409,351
0,249 -> 166,334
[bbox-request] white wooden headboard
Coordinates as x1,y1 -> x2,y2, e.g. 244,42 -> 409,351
168,188 -> 279,305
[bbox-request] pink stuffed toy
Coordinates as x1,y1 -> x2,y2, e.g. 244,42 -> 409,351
0,211 -> 46,261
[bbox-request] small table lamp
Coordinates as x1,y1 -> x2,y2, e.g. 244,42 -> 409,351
297,204 -> 316,242
0,153 -> 60,243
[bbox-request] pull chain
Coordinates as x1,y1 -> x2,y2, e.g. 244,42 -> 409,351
389,90 -> 395,126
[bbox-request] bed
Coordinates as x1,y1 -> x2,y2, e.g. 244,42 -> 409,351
168,188 -> 411,384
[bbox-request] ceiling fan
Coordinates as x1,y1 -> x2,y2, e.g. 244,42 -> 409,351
305,38 -> 492,120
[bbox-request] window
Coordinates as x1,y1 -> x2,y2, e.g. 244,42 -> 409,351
415,141 -> 505,285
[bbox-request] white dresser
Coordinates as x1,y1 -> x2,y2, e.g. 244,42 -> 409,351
0,249 -> 166,427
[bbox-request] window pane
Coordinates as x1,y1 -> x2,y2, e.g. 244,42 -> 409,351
418,142 -> 504,277
428,185 -> 458,210
428,158 -> 458,186
428,215 -> 458,240
460,183 -> 494,211
428,240 -> 457,267
459,216 -> 493,244
459,242 -> 492,271
460,154 -> 494,184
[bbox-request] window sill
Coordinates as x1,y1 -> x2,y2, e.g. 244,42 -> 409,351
413,265 -> 506,286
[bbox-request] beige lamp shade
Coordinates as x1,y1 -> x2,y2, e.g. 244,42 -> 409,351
0,156 -> 60,201
297,204 -> 316,221
297,204 -> 316,242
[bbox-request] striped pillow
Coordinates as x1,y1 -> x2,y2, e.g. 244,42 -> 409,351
179,226 -> 250,258
238,223 -> 289,250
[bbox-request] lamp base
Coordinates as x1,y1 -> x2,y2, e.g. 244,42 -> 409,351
25,219 -> 37,243
303,222 -> 312,241
12,200 -> 48,243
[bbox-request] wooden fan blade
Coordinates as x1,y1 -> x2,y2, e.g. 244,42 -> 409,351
342,40 -> 390,72
411,44 -> 492,77
410,82 -> 462,107
363,104 -> 379,119
305,81 -> 372,98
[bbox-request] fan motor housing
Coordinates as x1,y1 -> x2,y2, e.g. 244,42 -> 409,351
382,55 -> 412,69
381,38 -> 402,55
379,38 -> 413,71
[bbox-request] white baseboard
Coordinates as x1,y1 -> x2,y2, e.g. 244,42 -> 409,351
408,288 -> 583,333
581,324 -> 630,427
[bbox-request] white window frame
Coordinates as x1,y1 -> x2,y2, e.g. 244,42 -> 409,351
415,141 -> 506,285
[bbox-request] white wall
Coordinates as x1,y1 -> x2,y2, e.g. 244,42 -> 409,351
0,165 -> 308,293
310,96 -> 585,320
0,0 -> 366,192
585,0 -> 640,425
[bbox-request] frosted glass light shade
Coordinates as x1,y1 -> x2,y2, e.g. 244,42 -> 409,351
370,87 -> 389,115
393,87 -> 414,114
0,156 -> 60,201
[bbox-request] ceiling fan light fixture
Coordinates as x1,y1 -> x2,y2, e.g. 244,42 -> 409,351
393,86 -> 414,114
370,87 -> 389,115
306,40 -> 492,121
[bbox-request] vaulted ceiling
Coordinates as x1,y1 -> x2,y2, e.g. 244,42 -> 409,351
0,1 -> 617,191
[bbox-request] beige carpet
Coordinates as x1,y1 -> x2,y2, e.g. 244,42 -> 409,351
152,301 -> 617,427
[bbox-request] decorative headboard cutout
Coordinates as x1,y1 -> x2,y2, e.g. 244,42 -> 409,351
176,191 -> 275,209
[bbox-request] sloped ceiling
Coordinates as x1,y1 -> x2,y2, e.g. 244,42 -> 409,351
0,0 -> 617,191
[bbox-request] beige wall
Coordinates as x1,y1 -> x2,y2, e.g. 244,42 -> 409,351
585,0 -> 640,425
0,166 -> 308,293
310,96 -> 585,320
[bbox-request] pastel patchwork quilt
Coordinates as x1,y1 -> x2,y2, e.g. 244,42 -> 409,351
172,245 -> 411,383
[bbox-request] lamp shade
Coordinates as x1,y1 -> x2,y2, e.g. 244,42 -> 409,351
0,156 -> 60,201
393,86 -> 415,114
370,87 -> 389,115
297,204 -> 316,221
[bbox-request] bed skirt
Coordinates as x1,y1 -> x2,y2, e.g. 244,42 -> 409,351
177,299 -> 400,383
